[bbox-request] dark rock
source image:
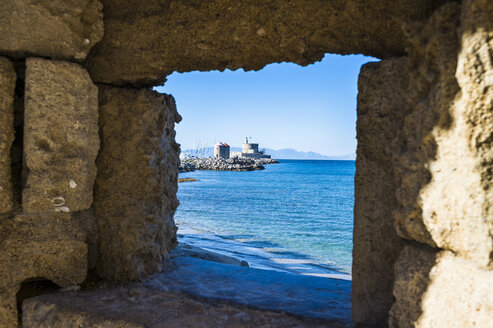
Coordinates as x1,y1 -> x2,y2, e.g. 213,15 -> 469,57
0,57 -> 16,214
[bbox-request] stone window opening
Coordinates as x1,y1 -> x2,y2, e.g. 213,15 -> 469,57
155,57 -> 369,325
1,1 -> 491,327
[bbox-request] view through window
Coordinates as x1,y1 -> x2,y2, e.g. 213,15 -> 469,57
155,53 -> 374,288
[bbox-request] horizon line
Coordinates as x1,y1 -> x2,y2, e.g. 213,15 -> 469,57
181,145 -> 355,158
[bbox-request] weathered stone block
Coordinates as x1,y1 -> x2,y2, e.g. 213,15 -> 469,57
95,86 -> 181,281
426,0 -> 493,268
389,244 -> 493,328
0,0 -> 103,61
393,4 -> 451,242
0,57 -> 16,214
352,58 -> 408,327
23,58 -> 99,214
394,1 -> 493,268
0,214 -> 88,327
393,2 -> 461,248
86,0 -> 447,86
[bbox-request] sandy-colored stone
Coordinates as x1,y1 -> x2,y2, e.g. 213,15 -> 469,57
95,86 -> 181,281
86,0 -> 447,86
427,0 -> 493,268
394,1 -> 493,268
389,244 -> 493,328
0,214 -> 88,327
352,58 -> 408,326
393,3 -> 461,246
23,58 -> 99,214
0,0 -> 103,61
0,57 -> 16,214
22,286 -> 336,328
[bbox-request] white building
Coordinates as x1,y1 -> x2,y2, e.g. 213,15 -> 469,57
230,138 -> 271,159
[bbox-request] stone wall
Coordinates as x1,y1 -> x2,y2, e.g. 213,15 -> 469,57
0,1 -> 181,325
95,86 -> 180,281
355,1 -> 493,327
0,0 -> 492,327
86,0 -> 447,86
0,0 -> 103,60
353,58 -> 408,326
0,54 -> 99,326
389,2 -> 493,326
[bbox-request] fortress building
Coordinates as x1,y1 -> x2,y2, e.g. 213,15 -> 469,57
242,138 -> 259,154
231,138 -> 271,159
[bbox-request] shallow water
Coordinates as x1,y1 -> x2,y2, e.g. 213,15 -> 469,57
175,159 -> 355,277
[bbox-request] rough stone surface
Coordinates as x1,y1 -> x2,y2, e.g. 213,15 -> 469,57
23,58 -> 99,214
0,213 -> 88,327
72,208 -> 99,270
435,0 -> 493,268
86,0 -> 447,86
394,1 -> 493,268
0,57 -> 16,214
393,3 -> 460,246
22,287 -> 336,328
0,0 -> 104,61
95,86 -> 181,281
389,244 -> 493,328
353,58 -> 408,327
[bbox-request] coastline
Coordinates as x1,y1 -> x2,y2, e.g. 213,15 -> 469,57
175,223 -> 352,281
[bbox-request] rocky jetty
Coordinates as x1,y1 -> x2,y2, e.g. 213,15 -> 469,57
179,157 -> 279,172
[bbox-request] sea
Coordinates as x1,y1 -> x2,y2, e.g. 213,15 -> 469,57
175,159 -> 355,280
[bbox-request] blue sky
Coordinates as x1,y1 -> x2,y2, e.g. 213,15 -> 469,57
155,54 -> 376,156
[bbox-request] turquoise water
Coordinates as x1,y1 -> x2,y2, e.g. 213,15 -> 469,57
175,160 -> 355,276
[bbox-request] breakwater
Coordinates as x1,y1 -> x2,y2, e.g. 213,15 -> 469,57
179,157 -> 279,172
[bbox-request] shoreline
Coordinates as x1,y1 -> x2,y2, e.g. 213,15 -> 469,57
175,223 -> 352,281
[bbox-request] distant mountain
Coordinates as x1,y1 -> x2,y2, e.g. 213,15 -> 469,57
181,146 -> 355,160
264,148 -> 355,160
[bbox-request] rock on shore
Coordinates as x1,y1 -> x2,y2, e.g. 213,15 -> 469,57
179,157 -> 279,172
